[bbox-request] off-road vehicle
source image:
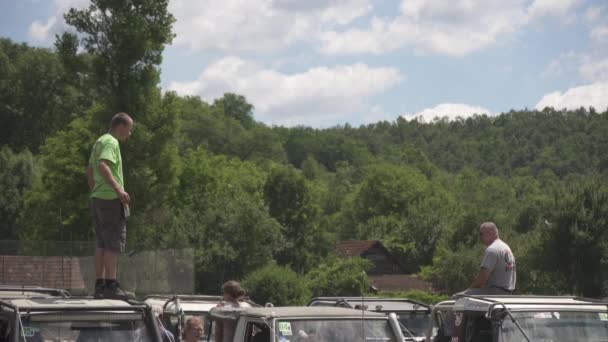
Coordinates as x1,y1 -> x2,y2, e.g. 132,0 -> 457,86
427,294 -> 608,342
309,296 -> 431,341
208,305 -> 405,342
0,296 -> 163,342
145,294 -> 229,341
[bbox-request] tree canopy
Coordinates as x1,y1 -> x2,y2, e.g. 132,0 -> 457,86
2,0 -> 608,298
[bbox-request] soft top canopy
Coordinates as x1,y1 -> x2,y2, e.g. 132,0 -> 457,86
436,295 -> 608,313
3,297 -> 147,312
209,306 -> 388,321
0,286 -> 70,299
309,297 -> 430,312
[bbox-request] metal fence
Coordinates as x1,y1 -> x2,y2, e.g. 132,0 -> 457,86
0,240 -> 195,295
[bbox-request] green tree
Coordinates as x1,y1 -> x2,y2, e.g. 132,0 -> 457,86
0,147 -> 35,239
242,263 -> 311,306
213,93 -> 255,129
345,163 -> 454,270
20,116 -> 95,241
305,257 -> 371,297
0,38 -> 89,152
173,149 -> 284,293
63,0 -> 175,115
264,165 -> 330,273
541,177 -> 608,297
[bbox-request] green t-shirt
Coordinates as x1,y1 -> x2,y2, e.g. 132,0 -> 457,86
89,133 -> 124,199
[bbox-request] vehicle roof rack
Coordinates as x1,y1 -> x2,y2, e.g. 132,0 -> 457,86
308,296 -> 430,310
0,285 -> 70,298
449,294 -> 608,315
0,297 -> 150,312
144,294 -> 222,302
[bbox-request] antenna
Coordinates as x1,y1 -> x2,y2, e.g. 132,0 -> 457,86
361,271 -> 366,342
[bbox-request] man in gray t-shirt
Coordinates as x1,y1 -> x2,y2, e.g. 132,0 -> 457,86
464,222 -> 516,295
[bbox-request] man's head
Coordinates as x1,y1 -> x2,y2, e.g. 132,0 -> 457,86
479,222 -> 499,246
183,317 -> 203,342
222,280 -> 245,302
109,112 -> 134,141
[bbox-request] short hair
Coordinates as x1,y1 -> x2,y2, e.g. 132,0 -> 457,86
185,317 -> 202,329
222,280 -> 246,299
480,222 -> 499,236
110,112 -> 132,128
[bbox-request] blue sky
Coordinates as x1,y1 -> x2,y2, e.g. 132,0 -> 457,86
1,0 -> 607,127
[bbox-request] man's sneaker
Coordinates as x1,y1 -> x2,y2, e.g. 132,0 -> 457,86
93,282 -> 105,299
103,281 -> 135,300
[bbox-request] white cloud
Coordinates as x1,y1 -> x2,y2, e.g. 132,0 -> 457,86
541,51 -> 581,78
167,57 -> 403,127
169,0 -> 371,52
321,0 -> 530,57
590,25 -> 608,43
584,5 -> 604,23
320,0 -> 582,57
527,0 -> 579,19
28,17 -> 57,42
579,58 -> 608,82
402,103 -> 493,122
27,0 -> 88,43
535,82 -> 608,111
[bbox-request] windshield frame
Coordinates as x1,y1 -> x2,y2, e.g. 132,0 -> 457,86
16,309 -> 162,342
273,317 -> 399,342
495,309 -> 608,342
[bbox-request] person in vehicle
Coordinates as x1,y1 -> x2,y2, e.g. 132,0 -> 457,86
215,281 -> 251,342
151,304 -> 175,342
183,317 -> 203,342
463,222 -> 516,295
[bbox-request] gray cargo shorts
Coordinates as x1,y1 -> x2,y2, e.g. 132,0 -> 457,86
90,198 -> 126,253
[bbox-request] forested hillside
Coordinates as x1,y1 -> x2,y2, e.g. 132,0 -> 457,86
1,0 -> 608,298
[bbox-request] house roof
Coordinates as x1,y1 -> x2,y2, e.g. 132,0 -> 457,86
335,240 -> 380,257
369,274 -> 436,292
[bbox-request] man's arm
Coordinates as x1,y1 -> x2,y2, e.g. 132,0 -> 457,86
98,159 -> 130,204
215,321 -> 223,342
469,267 -> 491,289
86,164 -> 95,190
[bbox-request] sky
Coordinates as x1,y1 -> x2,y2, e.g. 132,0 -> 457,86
1,0 -> 607,127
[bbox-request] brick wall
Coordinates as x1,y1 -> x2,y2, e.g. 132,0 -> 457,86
0,255 -> 86,289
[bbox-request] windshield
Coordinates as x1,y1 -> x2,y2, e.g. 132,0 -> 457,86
500,311 -> 608,342
19,313 -> 154,342
397,311 -> 431,337
275,319 -> 397,342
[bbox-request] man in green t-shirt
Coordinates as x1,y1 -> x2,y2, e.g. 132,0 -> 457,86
86,112 -> 134,298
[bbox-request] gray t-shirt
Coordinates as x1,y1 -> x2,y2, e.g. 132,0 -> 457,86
480,239 -> 516,290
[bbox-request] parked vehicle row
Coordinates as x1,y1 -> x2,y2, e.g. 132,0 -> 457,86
2,285 -> 608,341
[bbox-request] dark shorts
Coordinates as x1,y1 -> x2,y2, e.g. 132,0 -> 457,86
90,198 -> 126,253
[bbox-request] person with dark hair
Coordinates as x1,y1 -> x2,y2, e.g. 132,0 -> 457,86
215,280 -> 251,342
86,112 -> 134,299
